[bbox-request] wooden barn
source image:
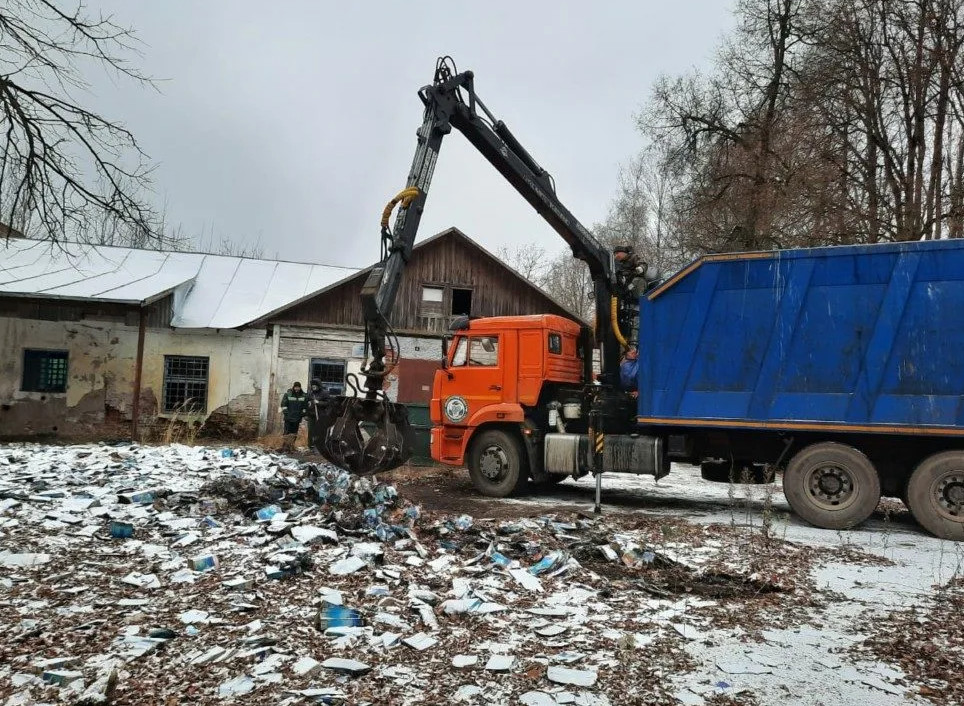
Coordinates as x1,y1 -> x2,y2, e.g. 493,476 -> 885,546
264,226 -> 578,411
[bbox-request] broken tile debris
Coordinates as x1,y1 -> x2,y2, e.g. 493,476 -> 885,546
0,441 -> 939,705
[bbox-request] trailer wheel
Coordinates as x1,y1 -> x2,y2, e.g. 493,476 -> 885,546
783,442 -> 880,530
468,429 -> 528,498
906,452 -> 964,541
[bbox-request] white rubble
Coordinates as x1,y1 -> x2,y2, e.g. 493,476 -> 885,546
0,444 -> 952,705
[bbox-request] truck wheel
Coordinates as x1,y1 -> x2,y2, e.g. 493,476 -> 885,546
783,442 -> 880,530
468,429 -> 527,498
906,451 -> 964,541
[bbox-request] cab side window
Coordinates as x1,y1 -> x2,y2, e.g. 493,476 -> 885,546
548,332 -> 562,355
468,336 -> 499,366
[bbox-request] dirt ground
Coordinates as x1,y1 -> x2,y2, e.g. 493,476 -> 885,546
298,452 -> 918,531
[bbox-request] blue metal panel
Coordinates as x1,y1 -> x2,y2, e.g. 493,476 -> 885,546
637,239 -> 964,435
844,252 -> 921,422
660,266 -> 721,413
745,257 -> 814,418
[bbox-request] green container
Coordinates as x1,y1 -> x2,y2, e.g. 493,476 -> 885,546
404,403 -> 433,466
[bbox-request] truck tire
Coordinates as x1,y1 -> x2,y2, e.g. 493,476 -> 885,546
468,429 -> 528,498
906,451 -> 964,541
783,442 -> 880,530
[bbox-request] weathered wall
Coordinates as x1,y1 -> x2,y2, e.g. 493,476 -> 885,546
0,314 -> 270,441
138,328 -> 270,441
266,325 -> 445,431
0,316 -> 138,439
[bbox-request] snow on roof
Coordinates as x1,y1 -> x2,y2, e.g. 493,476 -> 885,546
0,239 -> 358,329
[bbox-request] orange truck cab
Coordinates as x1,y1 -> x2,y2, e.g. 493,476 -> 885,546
430,314 -> 592,496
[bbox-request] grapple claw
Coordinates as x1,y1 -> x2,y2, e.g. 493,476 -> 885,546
310,395 -> 415,475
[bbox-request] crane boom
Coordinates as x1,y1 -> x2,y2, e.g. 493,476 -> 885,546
317,57 -> 640,476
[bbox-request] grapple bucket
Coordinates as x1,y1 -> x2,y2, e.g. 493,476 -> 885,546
312,395 -> 415,476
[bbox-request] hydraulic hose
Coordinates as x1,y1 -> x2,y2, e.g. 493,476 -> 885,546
381,187 -> 420,230
610,296 -> 629,349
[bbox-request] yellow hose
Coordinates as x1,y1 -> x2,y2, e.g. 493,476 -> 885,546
610,296 -> 629,349
380,187 -> 420,230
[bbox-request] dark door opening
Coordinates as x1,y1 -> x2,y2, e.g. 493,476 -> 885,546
451,288 -> 473,317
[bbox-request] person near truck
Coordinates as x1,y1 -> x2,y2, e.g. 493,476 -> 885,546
305,378 -> 332,448
620,346 -> 639,396
279,381 -> 307,435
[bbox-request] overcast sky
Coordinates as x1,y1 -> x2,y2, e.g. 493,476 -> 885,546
87,1 -> 734,267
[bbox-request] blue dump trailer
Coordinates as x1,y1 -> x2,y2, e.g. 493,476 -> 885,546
636,238 -> 964,540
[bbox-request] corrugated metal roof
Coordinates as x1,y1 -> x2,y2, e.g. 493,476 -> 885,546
0,239 -> 358,329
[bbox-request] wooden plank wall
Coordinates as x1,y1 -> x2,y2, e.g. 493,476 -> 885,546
272,231 -> 574,332
0,294 -> 172,327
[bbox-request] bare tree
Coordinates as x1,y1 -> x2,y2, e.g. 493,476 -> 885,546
540,247 -> 595,321
594,146 -> 692,272
645,0 -> 814,253
496,242 -> 549,282
639,0 -> 964,249
0,0 -> 158,244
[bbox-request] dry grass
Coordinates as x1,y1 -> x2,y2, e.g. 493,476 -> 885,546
159,414 -> 202,446
256,424 -> 309,454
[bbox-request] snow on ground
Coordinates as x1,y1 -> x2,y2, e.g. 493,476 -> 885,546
0,445 -> 959,705
502,465 -> 964,704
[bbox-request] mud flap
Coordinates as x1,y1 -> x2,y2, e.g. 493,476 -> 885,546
520,420 -> 549,483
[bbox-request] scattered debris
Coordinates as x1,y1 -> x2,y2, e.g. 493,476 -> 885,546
547,666 -> 598,687
0,442 -> 943,704
321,658 -> 372,675
0,551 -> 51,567
485,655 -> 515,672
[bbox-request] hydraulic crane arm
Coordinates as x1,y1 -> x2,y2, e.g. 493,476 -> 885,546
318,57 -> 633,476
365,57 -> 622,391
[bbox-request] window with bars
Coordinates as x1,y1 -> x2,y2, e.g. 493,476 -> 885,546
163,355 -> 209,413
310,358 -> 346,394
21,350 -> 69,393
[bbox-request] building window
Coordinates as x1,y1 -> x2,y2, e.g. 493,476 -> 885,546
451,288 -> 472,316
163,355 -> 209,414
21,349 -> 68,393
422,286 -> 444,303
311,358 -> 346,394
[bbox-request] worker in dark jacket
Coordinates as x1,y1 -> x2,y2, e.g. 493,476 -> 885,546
620,346 -> 639,395
279,382 -> 307,435
306,378 -> 332,448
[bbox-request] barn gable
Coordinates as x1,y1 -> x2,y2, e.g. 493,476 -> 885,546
264,227 -> 577,333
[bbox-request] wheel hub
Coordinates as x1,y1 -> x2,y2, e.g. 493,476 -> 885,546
936,471 -> 964,517
807,464 -> 855,508
479,446 -> 507,481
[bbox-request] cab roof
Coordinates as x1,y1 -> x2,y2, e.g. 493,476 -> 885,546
458,314 -> 582,334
